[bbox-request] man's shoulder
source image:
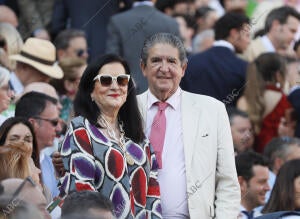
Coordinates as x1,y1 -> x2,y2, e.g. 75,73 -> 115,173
182,91 -> 224,108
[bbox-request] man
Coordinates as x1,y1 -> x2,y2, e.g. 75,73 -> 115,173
243,6 -> 300,62
235,151 -> 270,219
137,33 -> 240,218
54,29 -> 89,62
61,191 -> 114,218
180,12 -> 250,106
106,0 -> 180,94
15,92 -> 62,198
263,137 -> 300,202
9,37 -> 63,95
227,107 -> 254,155
0,178 -> 50,219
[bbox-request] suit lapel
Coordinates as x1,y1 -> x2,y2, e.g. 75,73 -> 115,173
137,91 -> 148,129
181,92 -> 204,168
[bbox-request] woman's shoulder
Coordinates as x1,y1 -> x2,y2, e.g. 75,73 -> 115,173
70,116 -> 87,126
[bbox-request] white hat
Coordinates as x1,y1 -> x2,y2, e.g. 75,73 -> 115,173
10,38 -> 63,79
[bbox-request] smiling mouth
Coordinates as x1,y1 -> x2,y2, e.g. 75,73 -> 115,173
109,94 -> 120,98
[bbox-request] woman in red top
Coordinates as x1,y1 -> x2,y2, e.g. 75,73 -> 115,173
237,53 -> 293,153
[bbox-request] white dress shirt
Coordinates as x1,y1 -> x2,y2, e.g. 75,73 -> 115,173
213,40 -> 235,51
9,72 -> 24,95
261,35 -> 276,52
145,88 -> 189,218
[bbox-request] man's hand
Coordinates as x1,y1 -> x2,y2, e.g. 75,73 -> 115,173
52,151 -> 65,177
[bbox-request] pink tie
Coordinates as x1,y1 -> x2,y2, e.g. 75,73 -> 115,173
149,102 -> 168,169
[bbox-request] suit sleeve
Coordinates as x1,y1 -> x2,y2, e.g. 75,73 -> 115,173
215,103 -> 241,219
51,0 -> 68,37
105,17 -> 123,55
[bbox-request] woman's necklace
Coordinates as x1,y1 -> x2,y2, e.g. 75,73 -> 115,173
98,115 -> 134,165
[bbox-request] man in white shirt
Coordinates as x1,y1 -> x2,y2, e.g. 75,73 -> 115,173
235,151 -> 270,219
137,32 -> 240,219
243,6 -> 300,62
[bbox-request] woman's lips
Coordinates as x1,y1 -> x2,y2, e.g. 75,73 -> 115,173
109,94 -> 120,98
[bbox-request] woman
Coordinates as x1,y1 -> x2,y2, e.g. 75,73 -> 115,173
0,117 -> 53,203
237,53 -> 293,152
0,117 -> 39,166
59,54 -> 161,218
262,159 -> 300,212
0,66 -> 14,125
51,57 -> 86,126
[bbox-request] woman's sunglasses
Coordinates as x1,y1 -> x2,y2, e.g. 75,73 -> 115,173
93,74 -> 130,86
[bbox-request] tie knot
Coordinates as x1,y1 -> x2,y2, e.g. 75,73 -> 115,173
156,102 -> 168,111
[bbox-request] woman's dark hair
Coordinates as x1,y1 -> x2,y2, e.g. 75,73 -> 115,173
262,159 -> 300,213
74,54 -> 145,143
0,117 -> 39,168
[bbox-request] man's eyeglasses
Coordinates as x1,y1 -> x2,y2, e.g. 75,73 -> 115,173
9,177 -> 36,204
33,116 -> 59,127
93,74 -> 130,87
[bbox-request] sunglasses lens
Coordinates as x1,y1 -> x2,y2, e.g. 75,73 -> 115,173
117,75 -> 129,86
100,76 -> 113,86
51,120 -> 59,127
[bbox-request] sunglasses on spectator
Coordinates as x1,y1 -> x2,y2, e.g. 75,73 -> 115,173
33,116 -> 59,127
93,75 -> 130,86
9,177 -> 36,204
75,49 -> 88,57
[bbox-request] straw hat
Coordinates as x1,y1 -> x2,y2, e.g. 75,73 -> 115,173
9,38 -> 63,79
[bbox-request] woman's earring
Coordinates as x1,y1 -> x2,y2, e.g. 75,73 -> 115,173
276,82 -> 281,89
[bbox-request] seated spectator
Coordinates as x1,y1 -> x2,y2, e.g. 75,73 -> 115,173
237,53 -> 293,153
0,178 -> 51,219
262,159 -> 300,213
227,107 -> 254,155
0,117 -> 39,172
54,29 -> 88,62
50,57 -> 86,126
194,6 -> 218,34
0,22 -> 23,71
236,151 -> 270,218
0,66 -> 14,125
15,92 -> 62,198
9,37 -> 63,95
61,191 -> 114,219
192,29 -> 214,53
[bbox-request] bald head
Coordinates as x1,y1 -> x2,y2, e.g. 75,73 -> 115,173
1,178 -> 50,219
0,6 -> 18,27
23,82 -> 58,100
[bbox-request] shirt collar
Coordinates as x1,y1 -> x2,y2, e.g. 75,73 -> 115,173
133,1 -> 153,7
147,87 -> 182,110
213,40 -> 235,52
261,35 -> 276,52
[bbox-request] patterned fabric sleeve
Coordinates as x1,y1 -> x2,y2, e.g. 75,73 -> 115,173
58,120 -> 97,197
144,140 -> 162,219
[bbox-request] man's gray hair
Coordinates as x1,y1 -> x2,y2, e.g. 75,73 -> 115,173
141,33 -> 187,65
